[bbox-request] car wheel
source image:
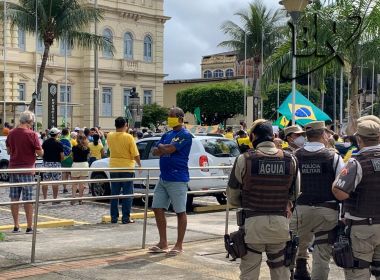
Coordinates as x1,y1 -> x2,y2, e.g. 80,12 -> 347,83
90,173 -> 111,197
215,192 -> 227,205
0,162 -> 9,181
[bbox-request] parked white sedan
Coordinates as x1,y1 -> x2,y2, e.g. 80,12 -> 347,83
89,135 -> 238,211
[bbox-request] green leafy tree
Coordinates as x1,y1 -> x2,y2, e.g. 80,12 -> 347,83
177,82 -> 249,126
141,103 -> 169,129
263,83 -> 320,120
1,0 -> 113,109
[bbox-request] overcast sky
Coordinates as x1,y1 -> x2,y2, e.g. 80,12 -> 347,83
163,0 -> 281,80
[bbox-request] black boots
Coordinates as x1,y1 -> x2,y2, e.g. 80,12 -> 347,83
294,259 -> 311,280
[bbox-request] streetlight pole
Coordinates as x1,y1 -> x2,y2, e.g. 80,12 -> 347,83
277,77 -> 280,119
64,33 -> 68,128
3,0 -> 7,126
93,0 -> 99,127
339,67 -> 343,133
244,31 -> 247,120
280,0 -> 309,125
372,59 -> 375,115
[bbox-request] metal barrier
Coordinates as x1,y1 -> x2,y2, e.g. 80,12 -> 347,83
0,165 -> 233,263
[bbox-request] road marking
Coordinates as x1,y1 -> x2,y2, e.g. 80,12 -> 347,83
193,205 -> 235,213
0,207 -> 90,226
102,212 -> 155,223
0,220 -> 75,231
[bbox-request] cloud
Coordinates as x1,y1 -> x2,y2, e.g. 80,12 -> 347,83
164,0 -> 281,80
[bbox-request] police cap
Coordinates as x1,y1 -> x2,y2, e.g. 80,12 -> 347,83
284,125 -> 304,138
356,120 -> 380,138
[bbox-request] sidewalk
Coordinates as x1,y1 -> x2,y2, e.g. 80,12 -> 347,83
0,211 -> 347,280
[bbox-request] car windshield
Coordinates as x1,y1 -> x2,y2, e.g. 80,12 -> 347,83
201,138 -> 240,158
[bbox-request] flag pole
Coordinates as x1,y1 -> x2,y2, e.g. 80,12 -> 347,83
3,0 -> 7,126
244,31 -> 247,120
277,77 -> 280,119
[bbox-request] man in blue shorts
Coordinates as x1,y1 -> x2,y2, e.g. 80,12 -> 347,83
149,107 -> 192,256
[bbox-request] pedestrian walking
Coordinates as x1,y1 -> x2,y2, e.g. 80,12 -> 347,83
5,111 -> 43,233
290,121 -> 345,280
332,116 -> 380,280
42,127 -> 64,203
227,119 -> 299,280
149,107 -> 192,256
107,117 -> 141,224
70,135 -> 90,205
60,128 -> 73,194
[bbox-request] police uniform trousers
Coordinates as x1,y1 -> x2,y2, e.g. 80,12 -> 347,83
240,216 -> 290,280
290,205 -> 338,280
345,224 -> 380,280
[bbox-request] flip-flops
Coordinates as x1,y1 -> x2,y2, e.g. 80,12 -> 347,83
148,245 -> 168,253
166,249 -> 184,256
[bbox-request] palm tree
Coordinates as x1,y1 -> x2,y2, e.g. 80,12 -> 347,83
263,0 -> 380,133
1,0 -> 113,110
219,0 -> 285,119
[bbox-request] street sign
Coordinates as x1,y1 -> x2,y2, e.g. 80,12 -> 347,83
48,83 -> 58,128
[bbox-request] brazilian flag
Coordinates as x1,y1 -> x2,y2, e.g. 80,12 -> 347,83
194,107 -> 201,125
278,90 -> 331,126
273,116 -> 289,129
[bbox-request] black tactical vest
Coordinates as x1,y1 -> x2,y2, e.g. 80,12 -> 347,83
242,149 -> 296,216
295,147 -> 337,205
344,147 -> 380,218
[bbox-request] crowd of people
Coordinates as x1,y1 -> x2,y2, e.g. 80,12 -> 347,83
4,108 -> 380,279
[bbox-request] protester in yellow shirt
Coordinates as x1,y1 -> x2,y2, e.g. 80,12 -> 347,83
236,130 -> 253,153
70,132 -> 77,147
225,127 -> 234,139
88,134 -> 105,166
107,117 -> 141,224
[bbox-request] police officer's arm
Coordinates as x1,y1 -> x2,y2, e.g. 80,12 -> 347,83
289,156 -> 300,202
227,155 -> 245,208
332,159 -> 362,201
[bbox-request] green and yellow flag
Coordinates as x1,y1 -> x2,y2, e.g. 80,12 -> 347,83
273,116 -> 289,129
194,107 -> 201,125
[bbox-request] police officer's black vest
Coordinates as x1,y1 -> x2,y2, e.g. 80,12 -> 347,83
242,149 -> 296,216
295,147 -> 337,205
344,147 -> 380,219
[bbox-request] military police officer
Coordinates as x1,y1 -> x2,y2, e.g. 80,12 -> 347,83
227,119 -> 300,280
290,121 -> 345,280
284,125 -> 306,153
332,117 -> 380,280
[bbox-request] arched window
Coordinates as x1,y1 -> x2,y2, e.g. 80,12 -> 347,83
102,28 -> 113,58
18,27 -> 26,50
225,69 -> 234,77
144,35 -> 153,62
203,70 -> 212,79
124,32 -> 133,59
213,69 -> 224,78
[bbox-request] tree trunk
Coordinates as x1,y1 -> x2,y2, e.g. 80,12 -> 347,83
347,65 -> 360,135
37,44 -> 51,96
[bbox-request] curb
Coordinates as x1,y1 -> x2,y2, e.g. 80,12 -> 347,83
102,212 -> 155,223
193,205 -> 234,213
0,220 -> 75,231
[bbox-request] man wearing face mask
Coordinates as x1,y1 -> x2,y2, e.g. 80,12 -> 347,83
150,107 -> 192,256
284,125 -> 306,152
227,119 -> 300,280
332,116 -> 380,280
291,121 -> 345,280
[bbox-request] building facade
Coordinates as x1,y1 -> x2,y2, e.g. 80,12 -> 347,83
0,0 -> 169,130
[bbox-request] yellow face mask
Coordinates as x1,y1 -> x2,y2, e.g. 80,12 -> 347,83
167,117 -> 181,128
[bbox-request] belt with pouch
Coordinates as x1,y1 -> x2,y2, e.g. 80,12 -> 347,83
347,218 -> 380,226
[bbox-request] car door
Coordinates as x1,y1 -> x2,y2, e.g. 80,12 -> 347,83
135,139 -> 159,192
143,139 -> 161,188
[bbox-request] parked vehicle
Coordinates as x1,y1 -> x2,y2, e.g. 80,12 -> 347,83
89,135 -> 239,211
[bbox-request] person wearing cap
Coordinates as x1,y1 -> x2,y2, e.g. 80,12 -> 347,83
290,121 -> 345,280
332,118 -> 380,280
227,119 -> 300,280
41,127 -> 64,204
284,125 -> 306,152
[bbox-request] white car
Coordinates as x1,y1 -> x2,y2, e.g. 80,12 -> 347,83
89,135 -> 239,211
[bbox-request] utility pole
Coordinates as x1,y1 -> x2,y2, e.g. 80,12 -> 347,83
93,0 -> 99,127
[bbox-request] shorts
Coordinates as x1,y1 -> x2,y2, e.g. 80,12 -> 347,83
71,162 -> 89,178
9,174 -> 35,201
152,178 -> 188,213
42,162 -> 62,181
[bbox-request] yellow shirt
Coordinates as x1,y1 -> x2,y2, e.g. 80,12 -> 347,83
237,137 -> 253,148
88,142 -> 104,160
225,132 -> 234,139
107,132 -> 139,170
70,139 -> 77,147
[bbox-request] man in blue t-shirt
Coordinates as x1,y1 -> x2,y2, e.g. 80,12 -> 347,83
149,107 -> 192,256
